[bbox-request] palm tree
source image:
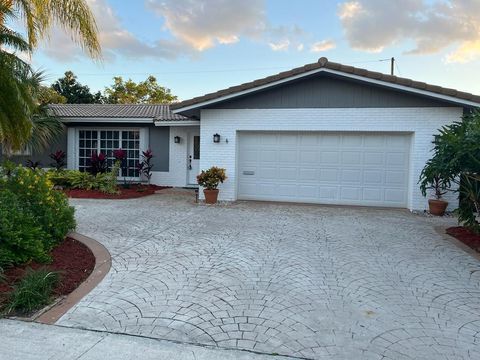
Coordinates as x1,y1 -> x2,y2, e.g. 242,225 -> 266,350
0,2 -> 35,153
3,0 -> 101,59
0,4 -> 64,155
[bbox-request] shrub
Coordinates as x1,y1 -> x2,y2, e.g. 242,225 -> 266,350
49,150 -> 66,170
138,149 -> 154,184
0,164 -> 76,260
0,191 -> 49,266
420,110 -> 480,233
47,169 -> 70,188
5,268 -> 59,314
67,170 -> 96,190
89,151 -> 107,175
197,167 -> 227,190
95,161 -> 120,195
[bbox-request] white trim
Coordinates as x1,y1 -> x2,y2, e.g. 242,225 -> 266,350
173,68 -> 480,113
60,117 -> 154,123
67,127 -> 76,169
154,120 -> 200,127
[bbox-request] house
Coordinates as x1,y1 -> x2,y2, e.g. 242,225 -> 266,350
6,57 -> 480,211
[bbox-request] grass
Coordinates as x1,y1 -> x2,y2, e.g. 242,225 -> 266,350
5,267 -> 59,315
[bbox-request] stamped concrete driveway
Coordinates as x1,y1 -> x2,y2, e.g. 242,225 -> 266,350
59,191 -> 480,359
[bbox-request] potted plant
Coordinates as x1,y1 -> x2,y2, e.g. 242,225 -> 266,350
197,166 -> 227,204
420,159 -> 450,216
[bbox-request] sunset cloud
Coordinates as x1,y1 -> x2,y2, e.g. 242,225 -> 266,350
338,0 -> 480,62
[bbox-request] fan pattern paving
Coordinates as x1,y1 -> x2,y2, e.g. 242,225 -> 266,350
58,194 -> 480,359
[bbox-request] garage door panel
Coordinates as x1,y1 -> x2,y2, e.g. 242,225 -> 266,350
363,188 -> 383,201
342,151 -> 361,165
364,152 -> 384,165
319,187 -> 338,200
340,169 -> 362,183
299,168 -> 317,181
320,151 -> 340,164
341,187 -> 361,200
261,150 -> 277,162
238,132 -> 410,207
364,170 -> 383,184
319,169 -> 338,182
278,167 -> 297,180
278,151 -> 297,163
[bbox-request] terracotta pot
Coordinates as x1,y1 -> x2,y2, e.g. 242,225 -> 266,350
204,189 -> 219,204
428,199 -> 448,216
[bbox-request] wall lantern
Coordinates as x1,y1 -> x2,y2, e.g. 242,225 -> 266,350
213,133 -> 221,143
174,136 -> 181,144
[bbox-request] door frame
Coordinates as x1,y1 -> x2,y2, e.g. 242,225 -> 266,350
186,128 -> 200,185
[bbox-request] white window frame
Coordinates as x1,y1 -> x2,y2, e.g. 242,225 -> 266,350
73,127 -> 149,181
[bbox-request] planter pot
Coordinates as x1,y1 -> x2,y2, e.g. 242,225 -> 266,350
203,189 -> 219,204
428,199 -> 448,216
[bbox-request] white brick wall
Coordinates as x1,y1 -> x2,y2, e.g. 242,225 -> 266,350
199,107 -> 463,211
151,126 -> 199,187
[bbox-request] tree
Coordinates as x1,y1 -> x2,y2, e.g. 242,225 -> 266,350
104,76 -> 177,104
420,110 -> 480,233
0,2 -> 35,152
2,0 -> 101,59
37,86 -> 67,105
52,71 -> 103,104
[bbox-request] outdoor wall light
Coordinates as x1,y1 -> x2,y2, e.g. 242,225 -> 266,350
213,133 -> 221,143
174,136 -> 181,144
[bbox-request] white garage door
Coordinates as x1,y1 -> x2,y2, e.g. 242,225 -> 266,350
237,132 -> 411,207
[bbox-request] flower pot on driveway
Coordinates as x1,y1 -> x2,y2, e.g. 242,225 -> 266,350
429,199 -> 448,216
204,189 -> 219,204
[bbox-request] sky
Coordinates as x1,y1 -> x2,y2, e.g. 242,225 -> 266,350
29,0 -> 480,101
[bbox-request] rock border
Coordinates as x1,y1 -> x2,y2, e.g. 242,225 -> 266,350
35,232 -> 111,325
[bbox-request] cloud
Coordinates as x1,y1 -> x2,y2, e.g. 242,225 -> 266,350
40,0 -> 306,62
338,0 -> 480,62
40,0 -> 196,61
310,40 -> 336,52
269,39 -> 290,51
146,0 -> 266,51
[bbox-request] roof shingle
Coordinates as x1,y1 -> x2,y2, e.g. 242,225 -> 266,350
171,57 -> 480,110
48,104 -> 189,121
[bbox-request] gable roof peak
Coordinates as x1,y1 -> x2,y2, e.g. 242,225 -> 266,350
318,57 -> 329,66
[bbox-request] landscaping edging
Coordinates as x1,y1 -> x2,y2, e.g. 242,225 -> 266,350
435,226 -> 480,262
35,232 -> 111,325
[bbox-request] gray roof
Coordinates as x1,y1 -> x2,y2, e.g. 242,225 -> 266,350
48,104 -> 189,121
172,57 -> 480,111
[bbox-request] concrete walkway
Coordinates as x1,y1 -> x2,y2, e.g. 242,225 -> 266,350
0,319 -> 289,360
53,193 -> 480,359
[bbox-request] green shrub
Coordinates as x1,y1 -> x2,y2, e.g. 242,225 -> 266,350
0,191 -> 49,266
67,170 -> 96,190
0,164 -> 76,264
95,161 -> 120,195
46,169 -> 71,188
196,166 -> 227,190
5,268 -> 59,314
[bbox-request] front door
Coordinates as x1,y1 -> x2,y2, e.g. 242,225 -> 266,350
188,131 -> 200,185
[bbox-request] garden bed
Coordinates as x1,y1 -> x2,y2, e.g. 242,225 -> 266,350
64,184 -> 170,199
0,237 -> 95,314
446,226 -> 480,252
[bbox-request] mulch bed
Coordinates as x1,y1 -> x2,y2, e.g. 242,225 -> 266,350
446,226 -> 480,252
65,184 -> 170,199
0,237 -> 95,308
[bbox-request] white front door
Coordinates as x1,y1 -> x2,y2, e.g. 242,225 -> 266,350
187,131 -> 200,185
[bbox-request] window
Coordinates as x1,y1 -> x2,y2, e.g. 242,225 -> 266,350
78,129 -> 141,178
193,135 -> 200,160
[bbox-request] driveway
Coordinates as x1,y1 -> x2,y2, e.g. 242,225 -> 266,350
58,191 -> 480,359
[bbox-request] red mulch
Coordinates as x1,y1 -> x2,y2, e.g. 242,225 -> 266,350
446,226 -> 480,252
0,237 -> 95,307
65,184 -> 170,199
